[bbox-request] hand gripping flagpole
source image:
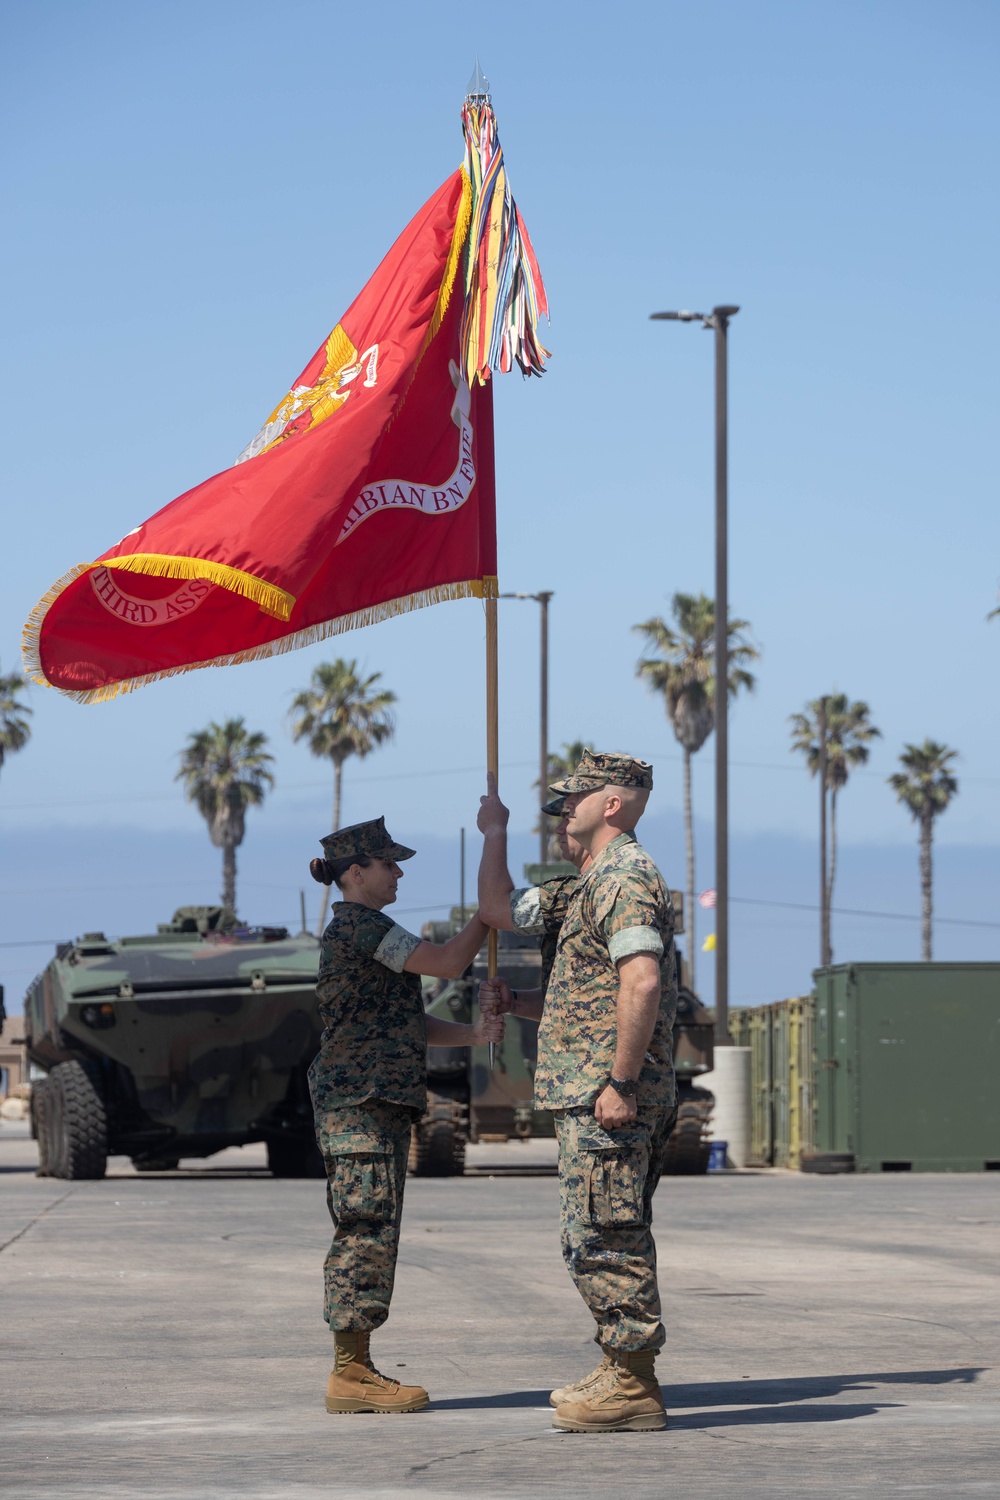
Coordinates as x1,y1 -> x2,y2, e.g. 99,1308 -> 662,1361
460,61 -> 549,1071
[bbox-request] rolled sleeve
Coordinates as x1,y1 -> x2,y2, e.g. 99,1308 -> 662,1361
608,926 -> 664,964
510,886 -> 545,936
599,871 -> 670,964
372,923 -> 423,973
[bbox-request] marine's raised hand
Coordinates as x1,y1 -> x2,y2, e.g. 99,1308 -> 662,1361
477,772 -> 510,835
472,1007 -> 505,1047
478,977 -> 515,1017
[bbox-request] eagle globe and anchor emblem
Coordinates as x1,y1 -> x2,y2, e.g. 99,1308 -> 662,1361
90,333 -> 475,625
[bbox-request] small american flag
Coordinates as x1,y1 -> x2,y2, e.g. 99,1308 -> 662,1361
699,889 -> 717,910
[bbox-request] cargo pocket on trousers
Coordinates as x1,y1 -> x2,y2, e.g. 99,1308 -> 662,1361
585,1133 -> 649,1227
324,1135 -> 396,1225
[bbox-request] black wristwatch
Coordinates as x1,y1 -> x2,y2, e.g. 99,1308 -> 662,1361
609,1076 -> 638,1097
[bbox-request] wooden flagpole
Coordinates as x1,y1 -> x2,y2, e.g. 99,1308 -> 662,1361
485,592 -> 499,1068
461,62 -> 547,1070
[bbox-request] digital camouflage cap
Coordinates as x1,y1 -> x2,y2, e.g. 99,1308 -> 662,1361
320,816 -> 416,864
549,749 -> 654,796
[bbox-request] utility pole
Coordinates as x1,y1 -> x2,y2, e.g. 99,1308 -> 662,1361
459,827 -> 467,923
501,589 -> 554,863
650,304 -> 739,1045
818,696 -> 830,967
537,590 -> 552,863
712,310 -> 735,1045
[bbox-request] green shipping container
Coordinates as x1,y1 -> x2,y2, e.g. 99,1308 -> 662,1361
733,999 -> 813,1167
749,1006 -> 775,1165
810,962 -> 1000,1173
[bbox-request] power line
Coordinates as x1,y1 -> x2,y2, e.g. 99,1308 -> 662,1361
5,895 -> 998,949
0,903 -> 461,948
731,895 -> 1000,930
696,756 -> 1000,786
2,759 -> 539,814
4,751 -> 999,816
0,877 -> 359,897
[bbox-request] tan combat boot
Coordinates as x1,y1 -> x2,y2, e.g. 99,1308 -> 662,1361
552,1348 -> 667,1432
325,1330 -> 429,1414
549,1351 -> 613,1408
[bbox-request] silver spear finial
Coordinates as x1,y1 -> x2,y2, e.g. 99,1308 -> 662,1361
465,56 -> 490,103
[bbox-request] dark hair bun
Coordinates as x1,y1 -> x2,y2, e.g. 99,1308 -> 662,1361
310,857 -> 334,886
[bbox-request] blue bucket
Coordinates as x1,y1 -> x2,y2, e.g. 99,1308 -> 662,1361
707,1140 -> 729,1172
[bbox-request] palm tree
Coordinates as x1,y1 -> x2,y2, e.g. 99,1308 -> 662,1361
888,740 -> 959,961
0,668 -> 32,781
289,659 -> 396,932
789,695 -> 881,956
634,594 -> 758,985
176,719 -> 274,913
536,740 -> 593,857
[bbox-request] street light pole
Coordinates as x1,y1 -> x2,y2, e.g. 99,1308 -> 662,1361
650,304 -> 740,1045
460,825 -> 467,924
712,308 -> 736,1046
500,589 -> 554,864
537,591 -> 552,864
817,695 -> 830,967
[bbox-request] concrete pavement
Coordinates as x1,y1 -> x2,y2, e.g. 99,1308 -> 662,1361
1,1120 -> 998,1498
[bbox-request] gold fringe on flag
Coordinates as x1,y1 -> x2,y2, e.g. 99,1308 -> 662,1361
424,168 -> 473,351
22,574 -> 498,704
98,553 -> 295,620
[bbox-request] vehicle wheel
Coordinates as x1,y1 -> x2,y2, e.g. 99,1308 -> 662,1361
661,1087 -> 714,1176
34,1078 -> 53,1176
409,1115 -> 466,1177
45,1060 -> 108,1180
133,1158 -> 180,1172
268,1136 -> 326,1179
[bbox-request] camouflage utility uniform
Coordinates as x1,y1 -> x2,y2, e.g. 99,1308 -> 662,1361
511,874 -> 577,996
514,830 -> 677,1353
309,899 -> 424,1333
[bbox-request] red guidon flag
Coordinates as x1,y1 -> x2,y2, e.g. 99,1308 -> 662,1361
23,164 -> 516,701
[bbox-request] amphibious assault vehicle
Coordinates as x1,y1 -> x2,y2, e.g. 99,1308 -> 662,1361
24,906 -> 324,1180
413,917 -> 548,1174
410,874 -> 715,1176
667,979 -> 716,1175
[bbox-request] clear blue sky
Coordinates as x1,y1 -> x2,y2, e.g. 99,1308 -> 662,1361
2,0 -> 998,1008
